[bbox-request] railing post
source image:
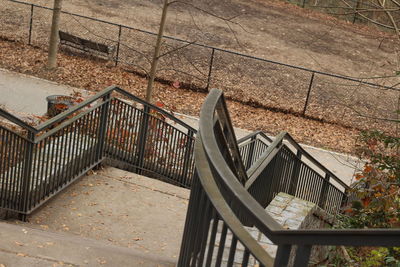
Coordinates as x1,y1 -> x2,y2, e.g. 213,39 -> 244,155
135,105 -> 150,174
293,245 -> 312,267
318,173 -> 330,209
289,150 -> 302,196
302,72 -> 315,116
28,4 -> 34,45
245,135 -> 256,170
205,48 -> 215,91
20,131 -> 35,220
115,24 -> 122,66
96,93 -> 111,160
274,244 -> 291,267
181,130 -> 194,186
341,188 -> 349,208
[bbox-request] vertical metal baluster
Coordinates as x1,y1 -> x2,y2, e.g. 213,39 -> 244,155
21,131 -> 34,216
293,245 -> 312,267
70,121 -> 79,181
205,211 -> 219,267
53,128 -> 62,191
274,244 -> 291,267
215,223 -> 228,267
227,236 -> 238,267
0,130 -> 6,207
242,248 -> 250,266
8,133 -> 16,209
128,107 -> 139,164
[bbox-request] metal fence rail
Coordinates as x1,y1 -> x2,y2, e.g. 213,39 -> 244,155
178,88 -> 400,267
0,86 -> 196,217
1,0 -> 399,133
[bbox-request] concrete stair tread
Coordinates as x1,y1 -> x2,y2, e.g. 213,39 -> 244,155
0,221 -> 176,267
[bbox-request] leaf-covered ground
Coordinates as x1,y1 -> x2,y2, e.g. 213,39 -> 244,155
0,38 -> 359,153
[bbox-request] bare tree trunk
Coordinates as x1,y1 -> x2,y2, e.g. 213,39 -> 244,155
145,0 -> 169,103
47,0 -> 63,70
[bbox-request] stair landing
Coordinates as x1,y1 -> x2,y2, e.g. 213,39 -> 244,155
5,167 -> 189,265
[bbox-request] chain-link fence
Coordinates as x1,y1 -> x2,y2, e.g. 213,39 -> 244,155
1,0 -> 399,133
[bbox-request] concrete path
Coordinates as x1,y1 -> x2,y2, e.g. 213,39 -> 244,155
0,68 -> 361,184
0,68 -> 86,116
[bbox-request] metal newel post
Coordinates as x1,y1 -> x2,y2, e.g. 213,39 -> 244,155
318,173 -> 330,209
182,130 -> 194,186
20,131 -> 35,220
302,72 -> 315,116
341,188 -> 349,208
245,135 -> 256,170
205,48 -> 215,91
115,24 -> 122,66
289,150 -> 302,195
28,4 -> 34,45
96,93 -> 111,160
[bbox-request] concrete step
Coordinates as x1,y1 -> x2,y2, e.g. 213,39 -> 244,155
0,221 -> 176,267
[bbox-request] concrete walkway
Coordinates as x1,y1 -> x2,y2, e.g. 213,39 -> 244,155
0,68 -> 87,116
0,67 -> 361,185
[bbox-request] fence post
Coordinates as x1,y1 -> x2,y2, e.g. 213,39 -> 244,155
352,0 -> 361,23
135,105 -> 150,174
302,72 -> 315,116
289,150 -> 302,195
181,130 -> 194,186
205,48 -> 215,91
20,131 -> 35,221
115,24 -> 122,66
96,93 -> 111,160
28,4 -> 34,45
302,0 -> 307,8
318,173 -> 330,209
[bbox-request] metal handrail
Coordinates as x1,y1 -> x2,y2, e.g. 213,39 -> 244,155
35,85 -> 196,133
181,89 -> 400,266
0,85 -> 196,137
237,130 -> 273,144
246,131 -> 350,190
0,107 -> 38,134
194,136 -> 276,267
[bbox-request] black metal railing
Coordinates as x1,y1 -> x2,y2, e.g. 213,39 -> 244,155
245,131 -> 350,214
178,89 -> 400,267
1,0 -> 399,132
238,131 -> 272,171
0,86 -> 196,216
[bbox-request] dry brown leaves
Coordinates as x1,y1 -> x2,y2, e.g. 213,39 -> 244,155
0,38 -> 359,153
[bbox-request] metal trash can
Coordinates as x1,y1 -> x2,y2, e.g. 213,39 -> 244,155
46,95 -> 75,117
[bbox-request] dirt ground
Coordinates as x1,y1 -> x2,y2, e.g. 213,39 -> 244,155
21,0 -> 398,78
2,0 -> 397,133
